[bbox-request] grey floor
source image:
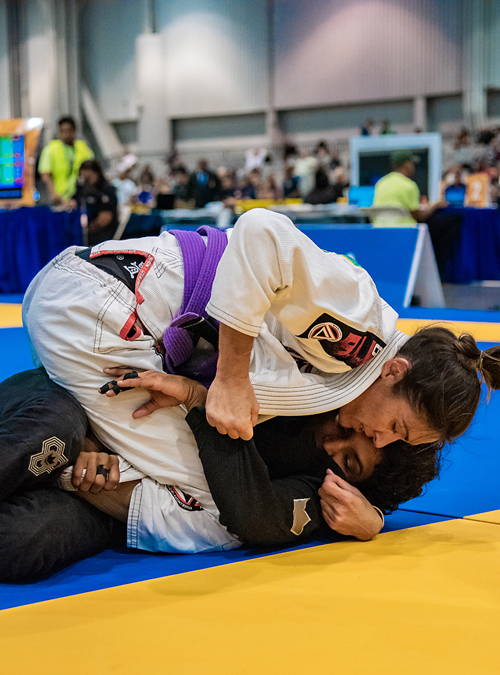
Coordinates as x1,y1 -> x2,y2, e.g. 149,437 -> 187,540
442,283 -> 500,312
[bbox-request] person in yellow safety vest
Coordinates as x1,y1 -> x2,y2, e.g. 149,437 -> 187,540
38,116 -> 94,205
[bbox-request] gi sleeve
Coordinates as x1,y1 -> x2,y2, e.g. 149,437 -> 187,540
206,208 -> 397,347
186,407 -> 326,546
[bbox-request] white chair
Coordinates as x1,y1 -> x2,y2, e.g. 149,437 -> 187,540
360,206 -> 415,227
113,205 -> 132,240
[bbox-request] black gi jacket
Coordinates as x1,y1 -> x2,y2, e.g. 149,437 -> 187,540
186,408 -> 346,547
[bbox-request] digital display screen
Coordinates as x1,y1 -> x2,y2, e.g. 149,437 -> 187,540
0,134 -> 25,199
358,148 -> 430,198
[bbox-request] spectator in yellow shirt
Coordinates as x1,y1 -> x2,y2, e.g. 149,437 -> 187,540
373,150 -> 447,224
38,116 -> 94,205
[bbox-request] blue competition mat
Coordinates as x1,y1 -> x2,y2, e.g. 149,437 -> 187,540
0,327 -> 34,379
1,303 -> 499,609
0,512 -> 448,611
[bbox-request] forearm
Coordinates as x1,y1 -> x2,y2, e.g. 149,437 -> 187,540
89,211 -> 113,231
216,323 -> 254,382
77,479 -> 139,522
41,173 -> 57,201
187,407 -> 323,545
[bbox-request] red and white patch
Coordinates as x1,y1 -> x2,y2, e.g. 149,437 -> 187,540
308,322 -> 342,342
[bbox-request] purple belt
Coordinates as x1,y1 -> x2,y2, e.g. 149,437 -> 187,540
163,226 -> 227,387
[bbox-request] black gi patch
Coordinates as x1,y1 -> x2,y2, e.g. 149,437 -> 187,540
166,485 -> 203,511
297,313 -> 386,368
28,436 -> 68,476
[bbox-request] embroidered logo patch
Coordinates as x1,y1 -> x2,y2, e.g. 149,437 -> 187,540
123,261 -> 144,279
166,485 -> 203,511
298,313 -> 386,368
291,498 -> 311,536
28,436 -> 68,476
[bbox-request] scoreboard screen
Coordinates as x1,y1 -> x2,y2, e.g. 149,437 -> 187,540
0,134 -> 25,200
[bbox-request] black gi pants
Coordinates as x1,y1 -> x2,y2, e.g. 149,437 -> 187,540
0,369 -> 125,582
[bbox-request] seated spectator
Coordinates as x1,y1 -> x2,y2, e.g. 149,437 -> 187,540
166,147 -> 184,172
137,165 -> 156,206
454,127 -> 470,149
305,168 -> 342,204
295,149 -> 317,198
283,142 -> 298,167
443,168 -> 466,206
283,165 -> 300,198
360,118 -> 375,136
244,147 -> 267,173
329,149 -> 341,170
172,167 -> 190,207
112,166 -> 137,206
477,127 -> 496,146
70,160 -> 118,245
331,166 -> 349,194
314,141 -> 331,167
220,173 -> 237,207
187,158 -> 222,207
257,174 -> 282,201
380,119 -> 394,135
240,168 -> 262,200
373,150 -> 447,224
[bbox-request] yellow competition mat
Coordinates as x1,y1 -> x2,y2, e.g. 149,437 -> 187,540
0,303 -> 22,328
397,318 -> 500,342
3,304 -> 500,340
1,517 -> 500,675
465,509 -> 500,525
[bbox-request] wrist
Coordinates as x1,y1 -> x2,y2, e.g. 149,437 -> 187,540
184,381 -> 208,412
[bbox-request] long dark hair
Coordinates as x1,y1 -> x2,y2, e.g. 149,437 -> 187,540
394,326 -> 500,445
358,440 -> 444,514
79,159 -> 107,190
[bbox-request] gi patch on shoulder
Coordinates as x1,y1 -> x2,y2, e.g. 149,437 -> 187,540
166,485 -> 203,511
297,313 -> 386,368
291,498 -> 311,536
28,436 -> 68,476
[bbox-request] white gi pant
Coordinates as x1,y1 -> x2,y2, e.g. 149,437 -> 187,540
22,210 -> 409,554
23,246 -> 240,554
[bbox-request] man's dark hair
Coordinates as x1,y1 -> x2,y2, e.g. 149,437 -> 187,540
357,440 -> 444,514
58,115 -> 76,130
394,326 -> 500,445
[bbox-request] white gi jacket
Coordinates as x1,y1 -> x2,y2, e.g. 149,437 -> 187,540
23,208 -> 408,554
207,209 -> 408,415
85,207 -> 408,417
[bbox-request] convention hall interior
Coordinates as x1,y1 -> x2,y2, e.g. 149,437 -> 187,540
1,1 -> 500,673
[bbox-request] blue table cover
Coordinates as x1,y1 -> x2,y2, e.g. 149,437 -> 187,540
429,206 -> 500,283
0,207 -> 82,294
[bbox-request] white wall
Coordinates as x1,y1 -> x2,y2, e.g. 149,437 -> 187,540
81,0 -> 147,121
81,0 -> 269,121
0,0 -> 11,119
273,0 -> 463,109
485,0 -> 500,89
157,0 -> 269,117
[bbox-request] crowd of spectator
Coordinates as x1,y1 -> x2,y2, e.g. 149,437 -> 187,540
110,140 -> 350,212
37,116 -> 353,244
442,124 -> 500,207
38,113 -> 500,247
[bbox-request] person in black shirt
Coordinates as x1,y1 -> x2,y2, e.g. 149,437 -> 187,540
0,368 -> 440,580
70,160 -> 119,246
305,168 -> 343,205
186,158 -> 222,207
88,368 -> 441,547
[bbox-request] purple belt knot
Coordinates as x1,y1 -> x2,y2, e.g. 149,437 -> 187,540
163,226 -> 227,387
